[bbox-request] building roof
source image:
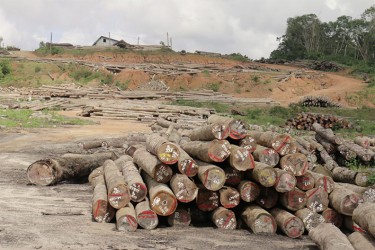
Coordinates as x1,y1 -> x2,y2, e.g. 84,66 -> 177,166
92,36 -> 119,46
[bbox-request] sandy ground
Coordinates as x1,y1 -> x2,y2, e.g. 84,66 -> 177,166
0,115 -> 318,250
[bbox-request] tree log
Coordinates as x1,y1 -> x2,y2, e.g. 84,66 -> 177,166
309,223 -> 354,250
354,136 -> 372,149
211,207 -> 237,229
177,145 -> 199,177
250,162 -> 277,187
135,199 -> 159,230
280,187 -> 307,211
116,203 -> 138,232
295,172 -> 315,191
146,134 -> 180,164
348,232 -> 375,250
273,168 -> 297,193
103,160 -> 131,209
189,123 -> 229,141
197,161 -> 226,191
305,187 -> 329,212
133,148 -> 173,183
167,207 -> 191,227
344,216 -> 366,233
92,182 -> 115,223
252,145 -> 280,167
144,174 -> 177,216
170,174 -> 198,203
223,166 -> 244,186
269,208 -> 304,238
88,167 -> 105,186
353,202 -> 375,238
219,186 -> 240,208
238,180 -> 261,203
322,208 -> 343,228
295,208 -> 325,231
335,183 -> 375,203
329,187 -> 363,216
308,171 -> 335,194
116,157 -> 147,202
196,188 -> 219,212
279,153 -> 308,177
181,140 -> 231,163
27,152 -> 117,186
315,134 -> 337,154
207,114 -> 247,139
241,205 -> 277,234
239,135 -> 257,153
344,141 -> 374,162
312,123 -> 343,145
248,131 -> 295,156
228,145 -> 255,171
257,187 -> 279,209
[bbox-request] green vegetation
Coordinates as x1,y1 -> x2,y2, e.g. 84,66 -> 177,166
225,53 -> 250,62
206,82 -> 221,92
0,60 -> 11,79
251,75 -> 260,83
34,65 -> 42,73
0,109 -> 93,128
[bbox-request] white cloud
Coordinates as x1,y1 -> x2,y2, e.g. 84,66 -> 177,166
0,0 -> 373,58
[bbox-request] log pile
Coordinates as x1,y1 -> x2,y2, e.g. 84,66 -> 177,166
298,96 -> 342,108
286,112 -> 351,130
26,116 -> 375,248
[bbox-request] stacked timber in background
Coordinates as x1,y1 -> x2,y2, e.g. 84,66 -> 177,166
298,96 -> 342,108
26,115 -> 375,248
286,112 -> 351,130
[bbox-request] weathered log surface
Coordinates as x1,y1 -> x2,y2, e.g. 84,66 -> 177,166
296,172 -> 315,191
167,208 -> 191,227
27,152 -> 117,186
135,200 -> 159,230
295,208 -> 325,231
189,123 -> 229,141
170,174 -> 198,203
212,207 -> 237,230
270,208 -> 304,238
219,186 -> 240,208
116,203 -> 138,232
252,145 -> 280,167
273,168 -> 297,193
322,208 -> 343,228
329,187 -> 363,216
280,188 -> 307,211
181,140 -> 231,163
197,161 -> 226,191
241,205 -> 277,234
228,145 -> 255,171
279,153 -> 308,177
348,231 -> 375,250
309,223 -> 355,250
305,187 -> 329,212
92,182 -> 115,223
352,202 -> 375,238
238,180 -> 261,203
251,162 -> 277,188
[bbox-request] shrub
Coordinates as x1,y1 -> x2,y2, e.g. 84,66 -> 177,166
0,60 -> 11,78
34,66 -> 42,73
207,82 -> 221,92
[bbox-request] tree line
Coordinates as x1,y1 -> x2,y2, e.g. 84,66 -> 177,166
270,5 -> 375,65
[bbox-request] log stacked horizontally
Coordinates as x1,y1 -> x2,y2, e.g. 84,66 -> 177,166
26,115 -> 375,248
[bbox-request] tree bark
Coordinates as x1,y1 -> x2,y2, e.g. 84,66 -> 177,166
189,123 -> 229,141
252,145 -> 280,167
273,168 -> 297,193
135,199 -> 159,230
176,145 -> 199,177
269,208 -> 305,238
212,207 -> 237,230
196,188 -> 219,212
353,202 -> 375,238
144,174 -> 177,216
309,223 -> 354,250
322,208 -> 343,228
103,160 -> 131,209
197,161 -> 226,191
250,162 -> 277,187
280,187 -> 307,211
348,231 -> 375,250
241,205 -> 277,234
335,183 -> 375,203
180,140 -> 231,163
238,180 -> 261,202
295,172 -> 315,191
116,203 -> 138,232
92,182 -> 115,223
295,208 -> 325,231
312,123 -> 343,145
228,145 -> 255,171
308,171 -> 335,194
248,131 -> 295,156
133,148 -> 173,183
219,186 -> 240,208
170,174 -> 198,203
146,133 -> 180,164
207,114 -> 247,139
305,187 -> 329,212
27,152 -> 117,186
329,187 -> 363,216
279,153 -> 308,176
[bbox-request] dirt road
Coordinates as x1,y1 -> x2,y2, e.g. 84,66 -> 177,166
0,118 -> 317,250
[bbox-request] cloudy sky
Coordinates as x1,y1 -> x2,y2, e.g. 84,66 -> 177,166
0,0 -> 373,59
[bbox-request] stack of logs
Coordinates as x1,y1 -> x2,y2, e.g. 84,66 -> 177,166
286,112 -> 351,131
26,115 -> 375,248
299,96 -> 342,108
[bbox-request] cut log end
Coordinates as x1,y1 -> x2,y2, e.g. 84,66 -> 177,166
212,207 -> 237,230
208,140 -> 231,162
156,142 -> 180,165
108,184 -> 131,209
137,210 -> 159,230
92,200 -> 115,223
154,164 -> 173,183
178,159 -> 199,177
27,160 -> 58,186
129,183 -> 148,203
150,191 -> 177,216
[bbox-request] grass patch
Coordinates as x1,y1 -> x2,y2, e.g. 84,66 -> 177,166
206,82 -> 221,92
170,100 -> 230,113
0,109 -> 93,128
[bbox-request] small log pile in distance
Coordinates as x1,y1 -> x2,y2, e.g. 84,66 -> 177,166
298,96 -> 342,108
26,115 -> 375,248
286,112 -> 351,131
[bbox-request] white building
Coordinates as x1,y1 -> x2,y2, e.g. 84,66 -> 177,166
92,36 -> 119,47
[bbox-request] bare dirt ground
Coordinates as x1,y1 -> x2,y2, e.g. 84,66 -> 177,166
0,114 -> 317,250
